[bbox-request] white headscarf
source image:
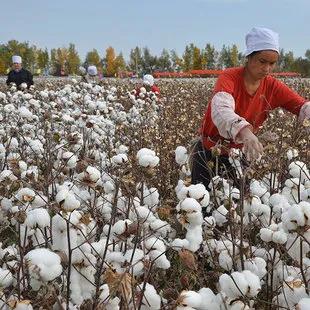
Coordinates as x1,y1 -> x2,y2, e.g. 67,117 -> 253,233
87,65 -> 98,76
143,74 -> 154,86
245,27 -> 279,57
12,55 -> 22,64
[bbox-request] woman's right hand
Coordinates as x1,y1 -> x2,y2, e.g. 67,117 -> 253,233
237,127 -> 264,161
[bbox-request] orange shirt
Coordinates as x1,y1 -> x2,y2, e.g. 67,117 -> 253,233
201,67 -> 306,150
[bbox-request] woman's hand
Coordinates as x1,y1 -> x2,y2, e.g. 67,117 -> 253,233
237,127 -> 264,161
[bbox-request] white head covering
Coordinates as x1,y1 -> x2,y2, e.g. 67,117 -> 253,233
245,27 -> 279,57
87,65 -> 97,76
143,74 -> 154,86
12,55 -> 22,64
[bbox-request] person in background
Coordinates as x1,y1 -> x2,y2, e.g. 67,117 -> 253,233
6,55 -> 33,90
191,27 -> 310,189
135,74 -> 160,98
86,65 -> 98,83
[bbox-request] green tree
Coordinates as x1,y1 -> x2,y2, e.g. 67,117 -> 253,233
85,49 -> 101,67
128,46 -> 143,75
230,44 -> 239,67
36,48 -> 49,73
205,43 -> 217,69
67,43 -> 80,75
114,52 -> 127,75
157,49 -> 171,71
170,49 -> 183,71
193,46 -> 202,70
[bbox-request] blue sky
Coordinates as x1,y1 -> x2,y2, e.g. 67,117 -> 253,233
1,0 -> 309,60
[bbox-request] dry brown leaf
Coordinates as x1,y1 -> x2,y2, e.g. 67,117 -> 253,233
179,249 -> 198,271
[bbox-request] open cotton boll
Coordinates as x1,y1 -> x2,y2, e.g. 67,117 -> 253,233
18,106 -> 33,120
111,154 -> 128,165
62,151 -> 77,169
171,238 -> 190,251
149,219 -> 170,237
26,248 -> 62,289
175,146 -> 188,165
124,249 -> 144,276
187,184 -> 207,200
212,205 -> 228,226
129,205 -> 156,223
282,205 -> 306,231
0,169 -> 17,182
56,189 -> 80,211
219,272 -> 248,298
136,148 -> 160,167
139,283 -> 161,310
148,250 -> 171,269
25,208 -> 50,229
185,226 -> 203,252
243,257 -> 267,280
289,161 -> 310,181
111,219 -> 132,239
250,180 -> 269,198
144,237 -> 166,252
178,291 -> 202,308
115,144 -> 128,155
85,166 -> 101,182
143,187 -> 160,208
197,288 -> 220,310
242,270 -> 261,297
16,187 -> 36,203
0,267 -> 13,287
218,250 -> 233,271
287,149 -> 299,160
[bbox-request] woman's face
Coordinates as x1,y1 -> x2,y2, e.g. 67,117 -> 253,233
246,50 -> 279,80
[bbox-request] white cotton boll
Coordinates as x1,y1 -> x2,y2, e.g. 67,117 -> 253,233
139,283 -> 161,310
115,144 -> 128,155
219,272 -> 248,298
25,208 -> 50,229
7,137 -> 19,150
197,288 -> 220,310
18,106 -> 33,119
229,301 -> 250,310
212,205 -> 228,226
143,187 -> 159,208
243,257 -> 267,280
124,249 -> 144,275
111,154 -> 128,165
129,205 -> 156,223
178,198 -> 202,213
297,298 -> 310,310
13,302 -> 34,310
218,250 -> 233,271
175,146 -> 188,165
16,188 -> 36,203
104,180 -> 115,193
289,161 -> 310,181
287,149 -> 299,160
149,219 -> 170,237
260,227 -> 273,242
282,205 -> 306,231
111,219 -> 132,239
62,152 -> 77,169
136,148 -> 160,167
178,291 -> 202,308
0,267 -> 13,287
171,238 -> 190,251
250,180 -> 269,198
144,237 -> 166,252
272,230 -> 288,244
26,248 -> 62,287
188,184 -> 207,200
0,169 -> 17,182
86,166 -> 101,182
242,270 -> 261,297
300,201 -> 310,225
185,226 -> 203,252
148,250 -> 171,269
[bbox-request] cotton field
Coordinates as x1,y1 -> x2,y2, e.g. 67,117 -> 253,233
0,77 -> 309,310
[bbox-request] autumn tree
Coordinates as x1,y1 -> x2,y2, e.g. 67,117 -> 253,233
85,49 -> 101,68
67,43 -> 80,75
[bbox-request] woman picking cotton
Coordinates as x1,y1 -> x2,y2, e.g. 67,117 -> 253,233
192,27 -> 310,189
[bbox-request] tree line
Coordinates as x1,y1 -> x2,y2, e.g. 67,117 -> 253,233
1,40 -> 310,77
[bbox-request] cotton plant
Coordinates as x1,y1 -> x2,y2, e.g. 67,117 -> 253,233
136,148 -> 160,168
172,197 -> 203,252
25,248 -> 62,290
273,277 -> 309,309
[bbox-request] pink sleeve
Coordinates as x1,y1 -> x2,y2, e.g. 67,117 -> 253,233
299,101 -> 310,122
211,92 -> 252,142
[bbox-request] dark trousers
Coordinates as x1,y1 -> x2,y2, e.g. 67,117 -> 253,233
191,140 -> 239,189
